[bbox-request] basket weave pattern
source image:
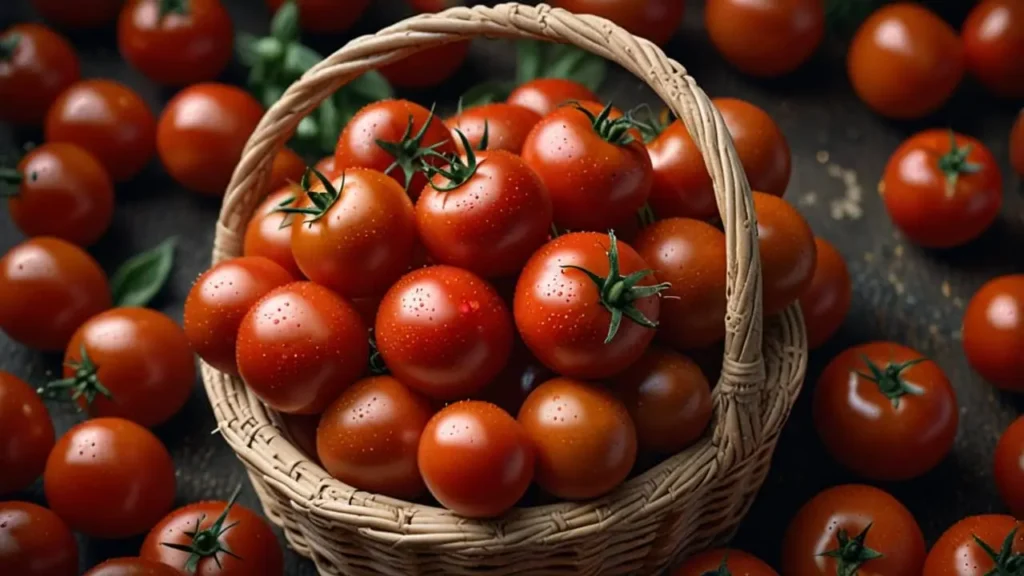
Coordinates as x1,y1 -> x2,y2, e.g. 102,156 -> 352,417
205,3 -> 808,574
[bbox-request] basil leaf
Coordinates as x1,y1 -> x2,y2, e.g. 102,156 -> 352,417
111,237 -> 177,308
347,70 -> 393,102
318,96 -> 341,154
270,0 -> 300,44
516,40 -> 543,85
283,43 -> 323,80
568,52 -> 606,92
543,45 -> 589,79
459,80 -> 514,110
235,32 -> 260,68
261,83 -> 285,108
540,44 -> 606,91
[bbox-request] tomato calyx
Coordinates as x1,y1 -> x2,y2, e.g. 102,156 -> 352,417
375,104 -> 448,191
856,355 -> 926,408
572,102 -> 644,146
819,523 -> 884,576
0,33 -> 20,62
158,0 -> 190,19
274,167 -> 343,226
162,486 -> 244,573
424,129 -> 482,191
972,527 -> 1024,575
699,556 -> 734,576
38,345 -> 114,407
561,230 -> 670,343
937,131 -> 982,198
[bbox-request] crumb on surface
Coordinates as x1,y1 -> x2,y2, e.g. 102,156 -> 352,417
816,150 -> 829,164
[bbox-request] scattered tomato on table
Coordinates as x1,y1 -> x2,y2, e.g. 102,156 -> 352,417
552,0 -> 685,47
705,0 -> 824,78
0,23 -> 79,126
962,274 -> 1024,392
0,501 -> 78,576
995,416 -> 1024,518
962,0 -> 1024,99
798,237 -> 852,349
922,515 -> 1024,576
0,371 -> 54,496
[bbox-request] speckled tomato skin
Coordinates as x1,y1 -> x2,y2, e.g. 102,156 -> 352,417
446,104 -> 542,155
243,186 -> 304,279
923,515 -> 1024,576
236,282 -> 369,415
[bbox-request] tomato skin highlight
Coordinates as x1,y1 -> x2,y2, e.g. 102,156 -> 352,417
646,120 -> 718,221
266,0 -> 370,34
0,372 -> 55,495
83,558 -> 182,576
673,548 -> 779,576
551,0 -> 684,46
506,78 -> 599,118
798,237 -> 852,349
752,192 -> 816,316
706,0 -> 824,78
380,41 -> 470,89
995,416 -> 1024,518
243,186 -> 304,279
962,0 -> 1024,99
0,501 -> 78,576
0,24 -> 80,126
447,103 -> 543,155
715,98 -> 791,197
923,515 -> 1024,576
962,274 -> 1024,392
31,0 -> 122,29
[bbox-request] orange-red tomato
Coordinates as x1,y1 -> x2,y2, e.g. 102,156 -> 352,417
995,416 -> 1024,518
962,274 -> 1024,392
706,0 -> 823,77
314,154 -> 339,178
1013,110 -> 1024,177
923,515 -> 1024,576
243,185 -> 304,279
0,371 -> 54,495
84,557 -> 181,576
506,78 -> 598,117
752,192 -> 816,316
117,0 -> 234,86
798,237 -> 852,349
418,400 -> 534,517
0,24 -> 79,126
447,103 -> 543,154
8,142 -> 114,246
551,0 -> 684,46
380,41 -> 471,89
45,79 -> 156,183
0,237 -> 111,351
962,0 -> 1024,98
674,548 -> 779,576
268,147 -> 305,190
0,501 -> 78,576
715,98 -> 791,197
847,3 -> 964,119
266,0 -> 370,34
31,0 -> 123,29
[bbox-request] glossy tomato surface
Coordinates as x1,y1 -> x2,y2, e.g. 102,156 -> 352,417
715,98 -> 791,197
31,0 -> 122,28
0,23 -> 79,126
266,0 -> 370,34
551,0 -> 684,46
243,186 -> 303,278
752,192 -> 816,316
706,0 -> 824,77
646,120 -> 718,221
962,0 -> 1024,98
923,515 -> 1024,576
506,78 -> 598,117
83,558 -> 181,576
0,501 -> 78,576
447,103 -> 542,155
995,416 -> 1024,518
798,237 -> 852,349
268,147 -> 305,191
0,371 -> 54,495
379,41 -> 470,89
673,548 -> 779,576
962,274 -> 1024,392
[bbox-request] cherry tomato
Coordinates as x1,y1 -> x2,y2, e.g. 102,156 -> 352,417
506,78 -> 598,117
0,371 -> 54,495
243,186 -> 304,279
813,342 -> 958,481
882,129 -> 1002,248
45,79 -> 156,183
44,417 -> 176,538
551,0 -> 684,46
141,495 -> 283,576
376,265 -> 513,400
0,501 -> 78,576
782,484 -> 926,576
962,274 -> 1024,392
289,168 -> 416,298
477,338 -> 553,416
646,120 -> 718,221
118,0 -> 233,87
847,3 -> 964,119
962,0 -> 1024,98
705,0 -> 823,77
236,281 -> 368,415
84,558 -> 181,576
716,98 -> 791,197
266,0 -> 370,34
995,416 -> 1024,518
923,515 -> 1024,576
447,103 -> 542,155
416,148 -> 552,278
31,0 -> 123,29
314,154 -> 339,178
157,83 -> 264,196
752,192 -> 816,316
0,237 -> 111,351
673,548 -> 779,576
7,142 -> 114,246
185,256 -> 294,376
268,147 -> 305,191
1012,110 -> 1024,177
0,24 -> 79,126
380,41 -> 470,89
418,400 -> 534,517
798,237 -> 851,349
334,99 -> 455,198
634,218 -> 727,350
317,375 -> 433,499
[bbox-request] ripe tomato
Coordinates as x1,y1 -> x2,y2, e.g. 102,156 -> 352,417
236,281 -> 368,414
314,154 -> 338,178
611,347 -> 712,454
551,0 -> 684,46
962,0 -> 1024,98
157,83 -> 264,196
117,0 -> 233,86
673,548 -> 778,576
848,3 -> 964,119
416,148 -> 552,278
706,0 -> 823,77
84,558 -> 181,576
45,79 -> 156,182
334,99 -> 455,198
185,256 -> 294,376
995,416 -> 1024,518
268,147 -> 305,191
243,186 -> 303,279
7,142 -> 114,246
813,342 -> 958,481
646,120 -> 718,221
0,24 -> 79,126
447,103 -> 542,154
0,371 -> 54,495
44,417 -> 176,538
962,274 -> 1024,392
506,78 -> 598,117
141,494 -> 283,576
31,0 -> 123,29
518,377 -> 636,499
923,515 -> 1024,576
0,237 -> 111,351
0,501 -> 78,576
752,192 -> 816,316
715,98 -> 791,197
882,129 -> 1002,248
418,400 -> 534,517
266,0 -> 370,34
1012,110 -> 1024,177
380,41 -> 471,89
376,265 -> 513,400
782,484 -> 925,576
634,218 -> 727,350
798,237 -> 851,349
288,168 -> 417,298
477,338 -> 553,416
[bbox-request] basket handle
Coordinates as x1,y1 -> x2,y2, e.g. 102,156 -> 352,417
216,2 -> 768,465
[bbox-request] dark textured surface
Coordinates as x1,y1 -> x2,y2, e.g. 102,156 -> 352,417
1,0 -> 1022,573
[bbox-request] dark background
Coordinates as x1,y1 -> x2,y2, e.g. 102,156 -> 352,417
1,0 -> 1022,573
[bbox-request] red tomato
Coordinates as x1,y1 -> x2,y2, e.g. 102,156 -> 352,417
117,0 -> 233,86
0,237 -> 111,351
157,83 -> 264,196
633,218 -> 727,350
995,416 -> 1024,518
268,147 -> 305,191
923,515 -> 1024,576
962,274 -> 1024,391
418,400 -> 534,517
44,417 -> 176,538
715,98 -> 791,197
141,495 -> 283,576
551,0 -> 684,46
334,99 -> 455,198
318,375 -> 433,499
7,142 -> 114,246
380,41 -> 470,89
798,237 -> 851,349
962,0 -> 1024,98
376,265 -> 513,400
783,485 -> 925,575
0,371 -> 54,495
45,79 -> 156,182
447,103 -> 542,154
882,129 -> 1002,248
515,231 -> 665,379
84,558 -> 181,576
1012,110 -> 1024,177
673,548 -> 779,576
813,342 -> 958,481
31,0 -> 123,29
752,192 -> 816,316
646,120 -> 718,221
289,168 -> 416,298
847,3 -> 964,119
0,501 -> 78,576
506,78 -> 598,117
0,24 -> 79,126
243,186 -> 304,279
705,0 -> 823,77
314,154 -> 338,178
476,338 -> 553,416
236,281 -> 368,415
416,148 -> 552,278
518,377 -> 636,499
266,0 -> 370,34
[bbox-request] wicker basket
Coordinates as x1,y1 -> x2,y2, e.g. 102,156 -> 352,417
204,3 -> 808,574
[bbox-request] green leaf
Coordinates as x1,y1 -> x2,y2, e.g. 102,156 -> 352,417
318,96 -> 341,155
110,237 -> 177,308
283,43 -> 323,80
346,70 -> 393,102
541,44 -> 606,91
235,32 -> 260,68
260,83 -> 285,108
270,0 -> 300,44
516,40 -> 543,85
459,80 -> 514,109
255,36 -> 285,63
296,116 -> 320,141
